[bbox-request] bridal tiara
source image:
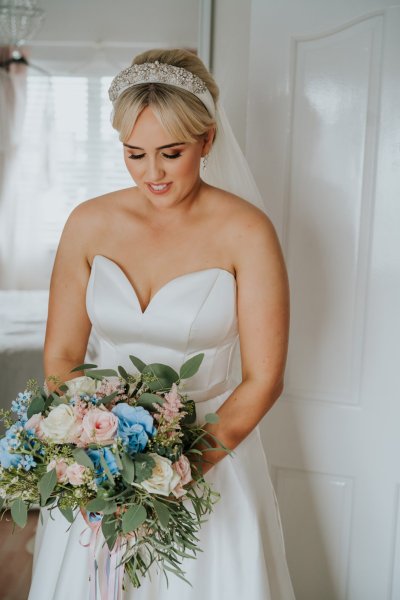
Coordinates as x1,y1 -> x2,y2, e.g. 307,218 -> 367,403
108,60 -> 216,117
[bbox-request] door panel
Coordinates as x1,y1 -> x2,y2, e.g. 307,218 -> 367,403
247,2 -> 400,598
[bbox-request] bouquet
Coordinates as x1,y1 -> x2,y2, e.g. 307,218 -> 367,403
0,353 -> 230,593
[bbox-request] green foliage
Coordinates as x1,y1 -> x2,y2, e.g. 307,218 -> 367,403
133,454 -> 155,483
86,497 -> 107,512
27,396 -> 45,419
179,353 -> 204,379
11,498 -> 28,528
70,363 -> 98,372
136,392 -> 164,409
129,355 -> 146,373
153,499 -> 171,529
121,504 -> 147,534
142,363 -> 179,391
59,506 -> 74,523
204,412 -> 220,424
120,453 -> 135,484
38,468 -> 57,506
84,368 -> 119,379
72,448 -> 94,469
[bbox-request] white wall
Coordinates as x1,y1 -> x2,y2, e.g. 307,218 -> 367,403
211,0 -> 252,150
30,0 -> 199,74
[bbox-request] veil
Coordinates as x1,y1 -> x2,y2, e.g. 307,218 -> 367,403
200,101 -> 268,387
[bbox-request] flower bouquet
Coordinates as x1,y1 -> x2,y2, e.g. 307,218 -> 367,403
0,353 -> 231,593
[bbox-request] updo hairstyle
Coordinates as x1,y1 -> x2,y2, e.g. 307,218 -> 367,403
111,48 -> 219,145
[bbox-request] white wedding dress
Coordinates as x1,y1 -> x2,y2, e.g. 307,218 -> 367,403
28,254 -> 296,600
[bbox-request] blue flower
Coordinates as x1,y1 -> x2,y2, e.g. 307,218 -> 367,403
11,391 -> 31,422
86,447 -> 119,485
111,404 -> 156,456
0,437 -> 22,469
20,455 -> 37,471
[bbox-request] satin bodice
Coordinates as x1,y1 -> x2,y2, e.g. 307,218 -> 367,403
85,255 -> 239,402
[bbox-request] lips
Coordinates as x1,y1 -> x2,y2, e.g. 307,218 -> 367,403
146,182 -> 172,194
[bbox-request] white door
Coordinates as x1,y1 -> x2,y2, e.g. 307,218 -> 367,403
246,2 -> 400,599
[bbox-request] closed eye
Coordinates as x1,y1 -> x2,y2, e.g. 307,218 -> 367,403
128,152 -> 182,160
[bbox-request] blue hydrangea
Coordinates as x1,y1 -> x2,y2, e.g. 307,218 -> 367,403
86,447 -> 119,485
111,404 -> 156,456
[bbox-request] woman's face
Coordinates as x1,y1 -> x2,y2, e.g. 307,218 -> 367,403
123,105 -> 213,209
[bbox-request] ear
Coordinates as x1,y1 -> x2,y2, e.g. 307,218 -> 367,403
201,126 -> 216,156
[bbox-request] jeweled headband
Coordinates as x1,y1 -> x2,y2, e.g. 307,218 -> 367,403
108,60 -> 216,118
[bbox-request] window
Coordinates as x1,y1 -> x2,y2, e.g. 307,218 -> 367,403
19,74 -> 132,264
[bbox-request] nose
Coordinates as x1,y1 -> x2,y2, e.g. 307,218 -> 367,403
146,155 -> 166,182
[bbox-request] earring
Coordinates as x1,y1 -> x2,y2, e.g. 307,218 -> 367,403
202,154 -> 209,171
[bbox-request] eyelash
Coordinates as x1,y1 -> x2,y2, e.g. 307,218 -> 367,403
128,152 -> 182,160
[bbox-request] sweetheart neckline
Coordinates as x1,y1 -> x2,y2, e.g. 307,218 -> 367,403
91,254 -> 236,315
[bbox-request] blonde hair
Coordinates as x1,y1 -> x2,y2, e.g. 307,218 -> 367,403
111,48 -> 219,144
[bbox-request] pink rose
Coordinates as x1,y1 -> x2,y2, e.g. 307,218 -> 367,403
65,463 -> 86,486
81,407 -> 118,446
47,458 -> 68,483
171,454 -> 192,498
24,413 -> 44,439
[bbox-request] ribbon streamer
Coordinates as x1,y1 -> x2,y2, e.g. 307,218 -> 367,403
80,516 -> 124,600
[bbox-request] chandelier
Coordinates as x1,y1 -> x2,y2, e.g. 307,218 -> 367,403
0,0 -> 45,49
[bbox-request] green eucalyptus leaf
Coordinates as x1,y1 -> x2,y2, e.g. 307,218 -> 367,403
121,504 -> 147,534
59,506 -> 74,523
142,363 -> 179,391
101,500 -> 118,515
27,396 -> 45,419
99,452 -> 115,485
72,448 -> 94,469
137,392 -> 164,409
129,355 -> 146,373
11,498 -> 28,528
179,353 -> 204,379
133,453 -> 155,483
86,497 -> 107,512
153,499 -> 171,530
51,396 -> 68,407
117,365 -> 130,381
121,453 -> 135,484
204,412 -> 220,424
97,390 -> 119,405
102,515 -> 118,551
58,383 -> 69,393
70,363 -> 98,372
85,368 -> 118,379
38,468 -> 57,506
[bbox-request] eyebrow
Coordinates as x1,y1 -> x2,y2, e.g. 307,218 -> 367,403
123,142 -> 187,150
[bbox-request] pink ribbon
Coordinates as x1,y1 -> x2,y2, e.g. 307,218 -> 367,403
80,519 -> 125,600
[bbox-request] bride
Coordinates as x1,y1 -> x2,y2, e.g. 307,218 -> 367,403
28,48 -> 296,599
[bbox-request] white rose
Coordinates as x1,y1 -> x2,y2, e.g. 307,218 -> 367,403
64,376 -> 98,399
40,404 -> 79,443
141,454 -> 181,497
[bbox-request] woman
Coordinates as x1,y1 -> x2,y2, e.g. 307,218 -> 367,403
28,48 -> 295,599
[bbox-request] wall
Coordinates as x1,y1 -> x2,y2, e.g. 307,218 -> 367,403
211,0 -> 252,150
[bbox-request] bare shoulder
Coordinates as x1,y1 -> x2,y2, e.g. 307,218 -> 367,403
204,187 -> 280,268
60,187 -> 135,258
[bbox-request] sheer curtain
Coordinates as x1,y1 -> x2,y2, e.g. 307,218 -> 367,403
0,46 -> 37,289
0,48 -> 131,290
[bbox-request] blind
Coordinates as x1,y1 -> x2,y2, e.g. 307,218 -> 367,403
20,74 -> 133,252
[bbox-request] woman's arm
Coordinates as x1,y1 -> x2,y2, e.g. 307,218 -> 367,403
43,201 -> 97,393
197,206 -> 290,475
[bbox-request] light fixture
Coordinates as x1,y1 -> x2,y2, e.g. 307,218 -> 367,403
0,0 -> 45,53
